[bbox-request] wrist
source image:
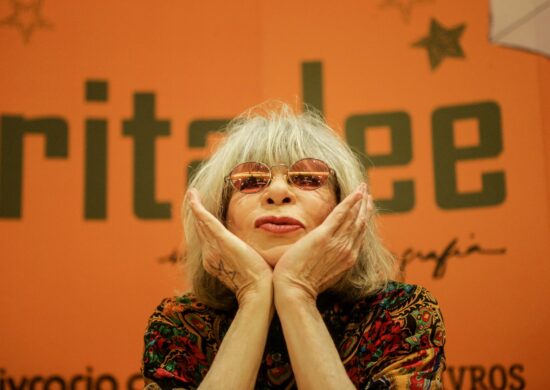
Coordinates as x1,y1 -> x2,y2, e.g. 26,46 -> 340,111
237,277 -> 273,308
273,281 -> 317,307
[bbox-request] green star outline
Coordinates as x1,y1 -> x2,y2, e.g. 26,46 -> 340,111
0,0 -> 53,44
413,18 -> 466,70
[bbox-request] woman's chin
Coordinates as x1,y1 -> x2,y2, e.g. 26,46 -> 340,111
257,245 -> 289,268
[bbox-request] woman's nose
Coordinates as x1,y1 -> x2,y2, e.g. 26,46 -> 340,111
262,174 -> 296,205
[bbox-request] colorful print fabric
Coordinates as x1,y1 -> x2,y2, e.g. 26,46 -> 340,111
142,281 -> 445,389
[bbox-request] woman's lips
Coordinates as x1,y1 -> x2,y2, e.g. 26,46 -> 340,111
258,223 -> 303,233
255,216 -> 304,234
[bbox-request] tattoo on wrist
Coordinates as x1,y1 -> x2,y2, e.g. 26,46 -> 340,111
215,260 -> 239,290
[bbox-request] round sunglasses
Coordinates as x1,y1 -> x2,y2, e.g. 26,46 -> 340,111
226,158 -> 335,194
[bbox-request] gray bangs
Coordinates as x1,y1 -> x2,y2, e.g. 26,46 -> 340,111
218,109 -> 345,172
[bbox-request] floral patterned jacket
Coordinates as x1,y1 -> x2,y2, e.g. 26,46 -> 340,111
142,281 -> 446,389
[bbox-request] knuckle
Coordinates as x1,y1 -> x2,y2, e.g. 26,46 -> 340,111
334,207 -> 348,219
367,201 -> 374,211
344,257 -> 356,268
312,227 -> 329,242
202,257 -> 219,273
344,256 -> 355,269
341,243 -> 353,257
329,237 -> 346,250
202,258 -> 213,272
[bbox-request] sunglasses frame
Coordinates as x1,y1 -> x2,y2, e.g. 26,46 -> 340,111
225,158 -> 337,194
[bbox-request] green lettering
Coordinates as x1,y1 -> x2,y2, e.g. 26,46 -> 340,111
345,112 -> 414,213
123,93 -> 171,219
432,101 -> 506,209
0,116 -> 68,218
187,119 -> 230,182
84,119 -> 108,219
302,61 -> 324,114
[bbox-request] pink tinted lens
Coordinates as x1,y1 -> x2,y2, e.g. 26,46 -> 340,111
289,159 -> 330,190
229,162 -> 271,193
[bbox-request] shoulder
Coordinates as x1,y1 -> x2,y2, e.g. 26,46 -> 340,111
145,292 -> 231,339
350,281 -> 445,350
142,293 -> 231,387
147,293 -> 206,325
369,280 -> 439,311
345,282 -> 446,387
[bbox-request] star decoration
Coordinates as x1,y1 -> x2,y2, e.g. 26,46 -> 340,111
379,0 -> 435,22
0,0 -> 53,44
214,260 -> 238,290
413,18 -> 466,70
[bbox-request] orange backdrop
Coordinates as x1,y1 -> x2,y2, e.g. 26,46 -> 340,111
1,0 -> 549,389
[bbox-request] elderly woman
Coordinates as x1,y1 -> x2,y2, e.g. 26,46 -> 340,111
142,104 -> 445,389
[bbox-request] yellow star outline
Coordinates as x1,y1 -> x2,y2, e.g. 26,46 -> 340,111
379,0 -> 435,22
0,0 -> 53,44
413,18 -> 466,70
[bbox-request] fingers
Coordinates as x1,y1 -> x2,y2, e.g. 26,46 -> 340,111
328,183 -> 372,256
188,189 -> 235,259
354,189 -> 371,232
331,183 -> 369,235
351,194 -> 373,252
187,188 -> 208,218
187,190 -> 209,242
188,189 -> 226,235
323,183 -> 365,233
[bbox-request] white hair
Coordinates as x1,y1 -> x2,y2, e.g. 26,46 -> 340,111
182,103 -> 395,310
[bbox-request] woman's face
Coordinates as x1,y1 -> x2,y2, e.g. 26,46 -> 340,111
226,165 -> 338,268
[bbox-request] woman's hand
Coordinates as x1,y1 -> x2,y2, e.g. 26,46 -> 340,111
272,183 -> 372,302
187,189 -> 273,305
